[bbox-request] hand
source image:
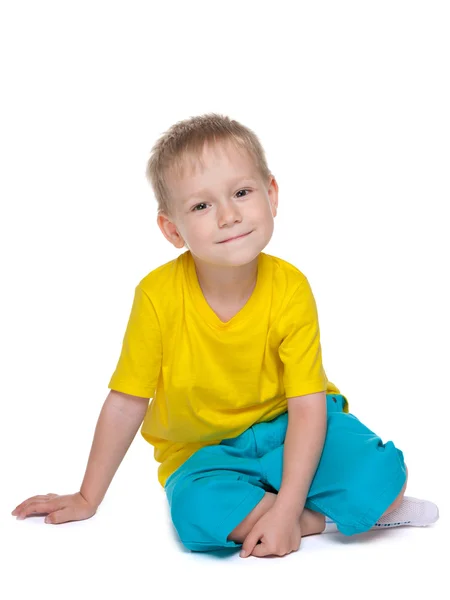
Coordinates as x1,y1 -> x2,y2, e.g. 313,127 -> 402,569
240,505 -> 302,558
11,492 -> 97,524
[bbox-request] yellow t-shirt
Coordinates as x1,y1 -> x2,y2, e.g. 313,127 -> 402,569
108,250 -> 348,488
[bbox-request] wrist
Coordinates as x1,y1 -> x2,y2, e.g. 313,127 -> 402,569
79,488 -> 101,509
274,494 -> 305,518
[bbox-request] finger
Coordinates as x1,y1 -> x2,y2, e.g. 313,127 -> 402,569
250,543 -> 269,557
15,494 -> 57,509
251,543 -> 284,558
16,496 -> 55,513
16,500 -> 60,519
12,496 -> 55,516
240,527 -> 261,558
11,496 -> 54,516
45,508 -> 73,525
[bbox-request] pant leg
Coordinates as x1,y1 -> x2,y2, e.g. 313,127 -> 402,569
258,394 -> 407,535
164,429 -> 268,552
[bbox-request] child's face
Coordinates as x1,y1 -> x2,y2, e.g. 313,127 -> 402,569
157,140 -> 278,267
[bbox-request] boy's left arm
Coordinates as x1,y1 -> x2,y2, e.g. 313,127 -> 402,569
275,391 -> 327,517
240,391 -> 327,557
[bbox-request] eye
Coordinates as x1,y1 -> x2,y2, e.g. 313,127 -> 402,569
192,202 -> 208,212
236,188 -> 251,198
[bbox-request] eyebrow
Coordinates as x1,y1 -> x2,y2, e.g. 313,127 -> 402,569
183,177 -> 258,204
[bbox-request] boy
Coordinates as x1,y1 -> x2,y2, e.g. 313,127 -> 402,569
12,114 -> 439,558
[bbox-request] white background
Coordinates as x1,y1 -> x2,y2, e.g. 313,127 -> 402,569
1,1 -> 448,598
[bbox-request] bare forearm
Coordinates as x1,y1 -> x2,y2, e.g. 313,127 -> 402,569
275,392 -> 327,517
80,391 -> 149,508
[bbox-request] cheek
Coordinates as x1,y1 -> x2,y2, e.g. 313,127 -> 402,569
256,203 -> 274,222
259,210 -> 275,235
186,219 -> 210,238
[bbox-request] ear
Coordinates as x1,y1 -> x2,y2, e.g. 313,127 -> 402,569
267,175 -> 278,218
157,213 -> 186,249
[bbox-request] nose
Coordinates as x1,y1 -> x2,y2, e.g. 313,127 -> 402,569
217,199 -> 243,227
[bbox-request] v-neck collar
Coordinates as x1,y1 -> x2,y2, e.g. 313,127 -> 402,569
184,250 -> 267,330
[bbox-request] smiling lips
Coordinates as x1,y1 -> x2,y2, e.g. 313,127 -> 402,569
218,231 -> 252,243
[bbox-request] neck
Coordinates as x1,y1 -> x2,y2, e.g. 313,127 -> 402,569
192,254 -> 259,304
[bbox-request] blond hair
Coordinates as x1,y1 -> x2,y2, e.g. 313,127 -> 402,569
145,113 -> 272,219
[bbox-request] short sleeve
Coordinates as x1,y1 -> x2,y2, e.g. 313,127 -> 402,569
278,277 -> 328,397
108,285 -> 162,398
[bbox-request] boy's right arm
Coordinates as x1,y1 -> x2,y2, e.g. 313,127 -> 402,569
11,390 -> 149,524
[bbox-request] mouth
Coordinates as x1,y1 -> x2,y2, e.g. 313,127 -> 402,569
218,231 -> 252,244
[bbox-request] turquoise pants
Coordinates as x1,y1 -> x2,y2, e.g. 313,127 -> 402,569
165,394 -> 407,552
